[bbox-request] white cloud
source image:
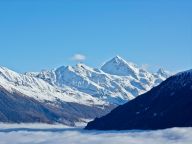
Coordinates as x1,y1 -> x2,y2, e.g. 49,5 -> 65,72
71,54 -> 86,62
0,124 -> 191,144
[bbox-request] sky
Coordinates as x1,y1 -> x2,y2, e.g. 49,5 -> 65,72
0,0 -> 191,73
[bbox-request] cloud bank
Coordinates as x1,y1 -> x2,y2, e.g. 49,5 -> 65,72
0,124 -> 191,144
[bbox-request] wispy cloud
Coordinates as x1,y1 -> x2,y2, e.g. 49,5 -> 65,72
71,54 -> 86,62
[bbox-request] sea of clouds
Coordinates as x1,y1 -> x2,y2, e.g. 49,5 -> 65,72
0,124 -> 191,144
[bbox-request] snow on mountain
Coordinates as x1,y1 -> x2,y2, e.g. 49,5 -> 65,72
0,56 -> 171,125
0,56 -> 171,107
101,55 -> 139,78
156,68 -> 170,79
25,56 -> 170,105
0,66 -> 104,106
85,69 -> 192,130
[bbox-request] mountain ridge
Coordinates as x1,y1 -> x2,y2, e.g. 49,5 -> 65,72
85,69 -> 192,130
0,56 -> 170,125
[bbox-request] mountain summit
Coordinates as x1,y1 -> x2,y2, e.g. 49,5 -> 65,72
157,68 -> 170,79
101,56 -> 139,77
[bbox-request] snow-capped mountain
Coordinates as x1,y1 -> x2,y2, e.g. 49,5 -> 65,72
26,56 -> 170,105
101,56 -> 140,77
156,68 -> 170,79
0,56 -> 170,125
85,69 -> 192,130
0,66 -> 104,106
0,66 -> 113,126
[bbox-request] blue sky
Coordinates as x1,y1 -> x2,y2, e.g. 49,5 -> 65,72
0,0 -> 191,73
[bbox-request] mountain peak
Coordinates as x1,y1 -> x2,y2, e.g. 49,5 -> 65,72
110,55 -> 127,64
157,68 -> 170,79
101,56 -> 139,77
157,68 -> 165,73
76,63 -> 89,69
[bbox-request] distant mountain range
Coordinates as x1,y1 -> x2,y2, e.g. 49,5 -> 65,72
0,56 -> 170,125
85,69 -> 192,130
